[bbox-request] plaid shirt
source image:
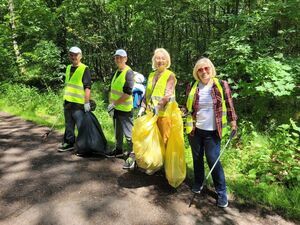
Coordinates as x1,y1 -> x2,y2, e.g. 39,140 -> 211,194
186,80 -> 237,138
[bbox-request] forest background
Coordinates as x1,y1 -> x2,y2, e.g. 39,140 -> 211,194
0,0 -> 299,220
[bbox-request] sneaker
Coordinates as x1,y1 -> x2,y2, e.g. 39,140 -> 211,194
145,169 -> 155,175
105,148 -> 123,158
191,184 -> 203,194
75,151 -> 87,157
123,155 -> 135,170
58,143 -> 74,152
217,194 -> 228,208
145,167 -> 161,175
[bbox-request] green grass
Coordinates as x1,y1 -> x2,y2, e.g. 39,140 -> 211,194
228,177 -> 300,219
0,82 -> 116,147
0,81 -> 299,221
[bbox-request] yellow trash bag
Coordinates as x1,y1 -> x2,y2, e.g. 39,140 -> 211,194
164,102 -> 186,188
157,117 -> 171,145
132,113 -> 165,171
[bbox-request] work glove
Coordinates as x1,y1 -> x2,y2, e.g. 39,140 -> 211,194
107,103 -> 115,117
137,107 -> 145,117
152,105 -> 159,116
84,102 -> 91,112
107,103 -> 115,112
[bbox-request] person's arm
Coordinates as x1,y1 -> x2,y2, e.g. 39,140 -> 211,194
82,67 -> 92,112
84,88 -> 91,103
82,67 -> 92,103
223,80 -> 238,130
157,74 -> 176,109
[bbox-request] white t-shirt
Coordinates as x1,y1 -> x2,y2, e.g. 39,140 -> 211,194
195,82 -> 216,131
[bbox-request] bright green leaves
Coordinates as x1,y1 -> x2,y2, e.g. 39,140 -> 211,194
247,57 -> 296,97
235,119 -> 300,187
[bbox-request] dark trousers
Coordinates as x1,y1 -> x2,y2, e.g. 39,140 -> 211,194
113,113 -> 133,153
188,128 -> 227,197
63,108 -> 85,145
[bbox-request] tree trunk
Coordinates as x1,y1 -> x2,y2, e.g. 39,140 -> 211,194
8,0 -> 25,75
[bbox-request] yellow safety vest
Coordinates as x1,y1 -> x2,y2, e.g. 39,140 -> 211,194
185,78 -> 228,136
110,66 -> 133,112
63,64 -> 86,104
145,69 -> 176,116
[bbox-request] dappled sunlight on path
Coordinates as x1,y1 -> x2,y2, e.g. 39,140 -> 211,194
0,112 -> 296,225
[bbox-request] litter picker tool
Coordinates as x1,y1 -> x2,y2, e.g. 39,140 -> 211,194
41,100 -> 96,142
41,114 -> 63,142
188,130 -> 236,207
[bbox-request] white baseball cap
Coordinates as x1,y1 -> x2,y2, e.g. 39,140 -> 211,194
69,46 -> 82,54
114,49 -> 127,57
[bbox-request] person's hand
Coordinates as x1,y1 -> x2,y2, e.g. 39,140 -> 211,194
109,109 -> 114,118
180,106 -> 188,117
107,103 -> 115,117
107,103 -> 115,113
84,102 -> 91,112
230,121 -> 237,138
189,126 -> 196,137
152,106 -> 159,116
137,107 -> 145,117
230,121 -> 237,131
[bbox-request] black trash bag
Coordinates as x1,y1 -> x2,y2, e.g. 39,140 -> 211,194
90,99 -> 96,111
76,112 -> 107,155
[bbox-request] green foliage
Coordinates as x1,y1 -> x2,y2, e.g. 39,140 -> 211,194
0,81 -> 115,145
268,120 -> 300,186
0,0 -> 299,220
0,82 -> 63,123
228,120 -> 300,187
0,25 -> 16,80
221,119 -> 300,219
0,5 -> 17,80
15,0 -> 57,49
22,40 -> 64,90
209,36 -> 297,99
246,57 -> 295,97
228,178 -> 300,220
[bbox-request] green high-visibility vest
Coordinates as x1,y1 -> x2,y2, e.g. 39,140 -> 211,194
63,64 -> 86,104
110,66 -> 133,112
185,78 -> 228,136
145,69 -> 176,115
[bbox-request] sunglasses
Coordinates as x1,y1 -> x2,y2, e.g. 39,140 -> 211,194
198,66 -> 210,73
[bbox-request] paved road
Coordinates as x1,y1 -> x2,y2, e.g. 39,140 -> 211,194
0,112 -> 296,225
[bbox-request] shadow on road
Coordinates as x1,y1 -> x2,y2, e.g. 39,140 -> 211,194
0,112 -> 296,225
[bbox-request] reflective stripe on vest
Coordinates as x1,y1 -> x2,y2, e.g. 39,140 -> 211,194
213,78 -> 228,128
145,69 -> 176,115
63,64 -> 86,104
110,66 -> 133,112
185,78 -> 227,136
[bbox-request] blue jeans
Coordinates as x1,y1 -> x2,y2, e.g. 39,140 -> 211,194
63,108 -> 85,145
188,128 -> 227,197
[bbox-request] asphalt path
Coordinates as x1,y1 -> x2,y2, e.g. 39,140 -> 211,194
0,112 -> 297,225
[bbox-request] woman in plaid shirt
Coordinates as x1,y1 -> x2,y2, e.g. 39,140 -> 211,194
186,57 -> 237,208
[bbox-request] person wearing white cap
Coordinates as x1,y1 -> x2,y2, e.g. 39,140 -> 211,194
58,46 -> 92,152
106,49 -> 135,170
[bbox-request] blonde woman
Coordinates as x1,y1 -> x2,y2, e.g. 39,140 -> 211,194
185,57 -> 237,207
124,48 -> 177,171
